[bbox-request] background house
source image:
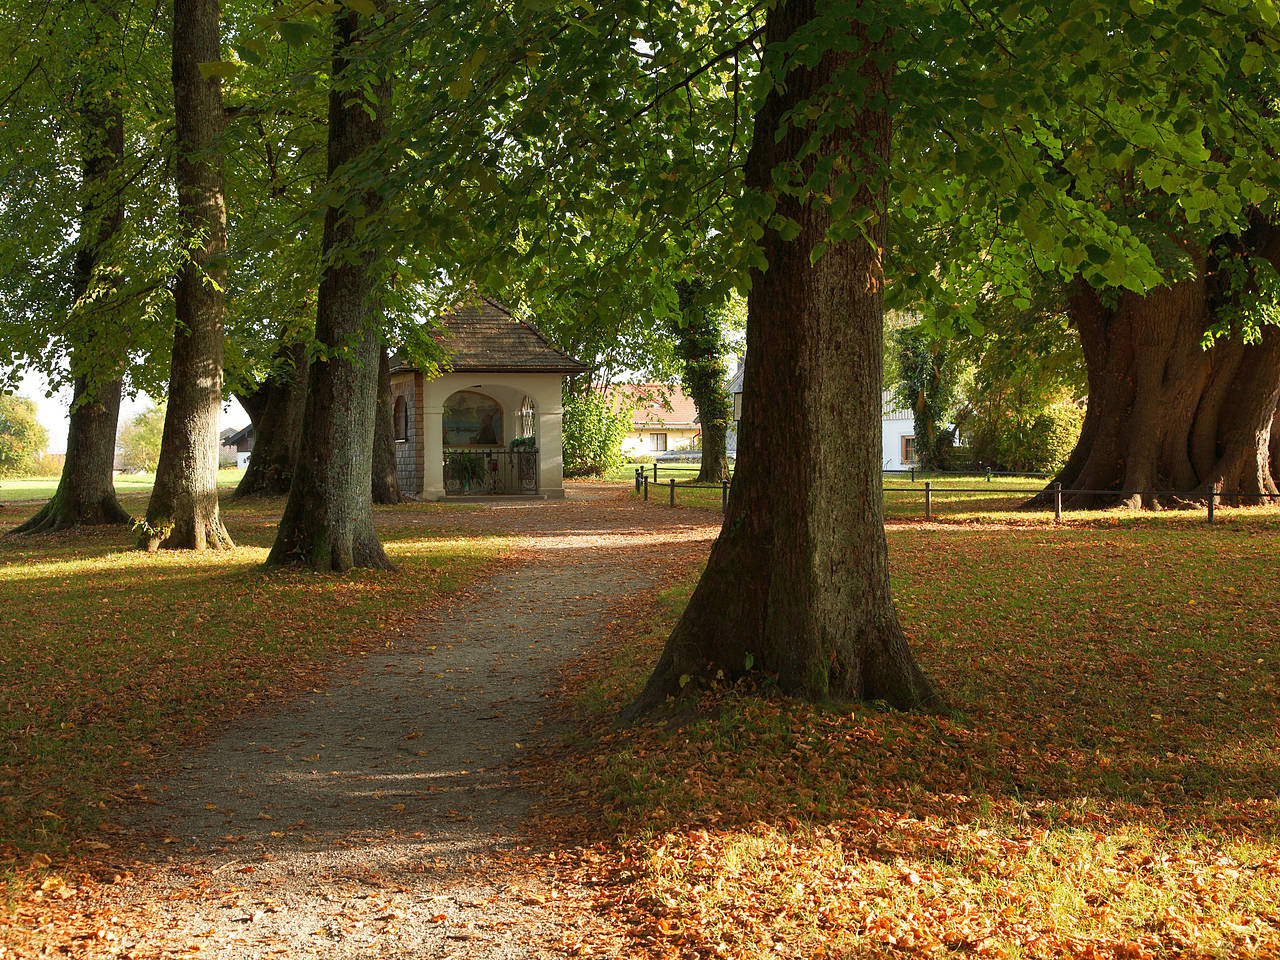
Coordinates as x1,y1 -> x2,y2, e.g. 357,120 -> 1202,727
608,383 -> 701,455
390,297 -> 587,499
220,424 -> 254,469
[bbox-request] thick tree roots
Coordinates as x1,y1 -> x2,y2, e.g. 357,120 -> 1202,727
1042,247 -> 1280,510
11,492 -> 131,534
139,508 -> 233,551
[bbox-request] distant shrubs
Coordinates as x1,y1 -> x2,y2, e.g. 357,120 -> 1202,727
0,395 -> 48,477
562,387 -> 630,478
118,404 -> 166,474
967,391 -> 1083,474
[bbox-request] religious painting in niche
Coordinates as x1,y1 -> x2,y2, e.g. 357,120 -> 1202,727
443,391 -> 502,446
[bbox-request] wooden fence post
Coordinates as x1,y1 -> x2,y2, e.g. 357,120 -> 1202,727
1053,482 -> 1063,522
635,468 -> 642,493
924,481 -> 932,520
721,478 -> 729,512
643,476 -> 649,501
669,477 -> 676,507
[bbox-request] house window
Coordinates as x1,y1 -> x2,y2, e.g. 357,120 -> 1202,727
651,433 -> 667,453
393,396 -> 409,441
901,435 -> 917,465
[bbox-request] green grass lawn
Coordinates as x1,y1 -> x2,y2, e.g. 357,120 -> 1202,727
631,472 -> 1054,517
0,494 -> 514,863
557,517 -> 1280,959
0,468 -> 245,503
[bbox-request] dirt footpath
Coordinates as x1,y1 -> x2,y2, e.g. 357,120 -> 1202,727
49,485 -> 718,959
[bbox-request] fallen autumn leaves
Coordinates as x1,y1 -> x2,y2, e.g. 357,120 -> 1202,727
542,516 -> 1280,959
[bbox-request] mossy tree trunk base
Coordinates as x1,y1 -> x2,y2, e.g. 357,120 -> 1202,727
143,0 -> 232,553
266,5 -> 393,574
624,0 -> 940,721
14,376 -> 130,534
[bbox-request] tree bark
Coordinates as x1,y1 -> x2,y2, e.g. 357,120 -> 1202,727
267,7 -> 393,572
142,0 -> 232,551
15,8 -> 129,534
372,343 -> 402,504
1048,227 -> 1280,508
671,281 -> 732,484
625,0 -> 940,719
233,340 -> 309,497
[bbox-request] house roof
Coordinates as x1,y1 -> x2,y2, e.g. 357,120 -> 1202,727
608,383 -> 701,430
394,296 -> 587,375
222,423 -> 254,446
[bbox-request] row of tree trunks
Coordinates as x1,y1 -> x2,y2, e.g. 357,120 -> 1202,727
1051,229 -> 1280,508
141,0 -> 232,550
625,0 -> 940,718
266,6 -> 393,572
15,0 -> 130,534
234,340 -> 310,498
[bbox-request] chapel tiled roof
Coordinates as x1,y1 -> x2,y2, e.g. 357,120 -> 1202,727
607,383 -> 701,429
397,296 -> 587,374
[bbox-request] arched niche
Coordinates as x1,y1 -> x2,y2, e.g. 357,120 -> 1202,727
442,390 -> 503,447
393,395 -> 409,441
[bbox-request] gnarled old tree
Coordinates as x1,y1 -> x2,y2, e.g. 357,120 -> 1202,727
625,0 -> 940,717
16,0 -> 130,534
267,5 -> 393,572
141,0 -> 232,550
1051,220 -> 1280,507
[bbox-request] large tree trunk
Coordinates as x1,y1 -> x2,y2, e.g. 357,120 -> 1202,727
1270,395 -> 1280,480
1050,228 -> 1280,508
233,340 -> 309,497
267,7 -> 393,572
625,0 -> 939,719
15,6 -> 129,534
671,281 -> 732,484
372,343 -> 402,504
142,0 -> 232,551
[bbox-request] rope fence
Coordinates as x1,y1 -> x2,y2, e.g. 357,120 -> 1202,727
637,471 -> 1278,523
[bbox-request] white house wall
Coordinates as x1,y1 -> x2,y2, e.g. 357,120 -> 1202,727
418,372 -> 567,500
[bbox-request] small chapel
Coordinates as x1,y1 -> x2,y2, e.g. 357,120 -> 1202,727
389,297 -> 587,500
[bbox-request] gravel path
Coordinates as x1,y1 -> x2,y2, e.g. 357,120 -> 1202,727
55,485 -> 718,959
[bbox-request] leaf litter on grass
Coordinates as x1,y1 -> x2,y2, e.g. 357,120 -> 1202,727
542,518 -> 1280,960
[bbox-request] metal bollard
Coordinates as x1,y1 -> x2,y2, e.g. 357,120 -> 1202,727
985,467 -> 992,483
1053,481 -> 1062,522
910,466 -> 915,482
669,477 -> 676,506
635,468 -> 642,493
653,462 -> 658,483
721,478 -> 729,512
1208,480 -> 1217,524
924,481 -> 932,520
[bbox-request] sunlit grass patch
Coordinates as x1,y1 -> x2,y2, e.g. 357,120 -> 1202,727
0,496 -> 511,862
562,520 -> 1280,958
0,469 -> 244,503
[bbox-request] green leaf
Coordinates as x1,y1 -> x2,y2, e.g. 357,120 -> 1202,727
197,61 -> 241,80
